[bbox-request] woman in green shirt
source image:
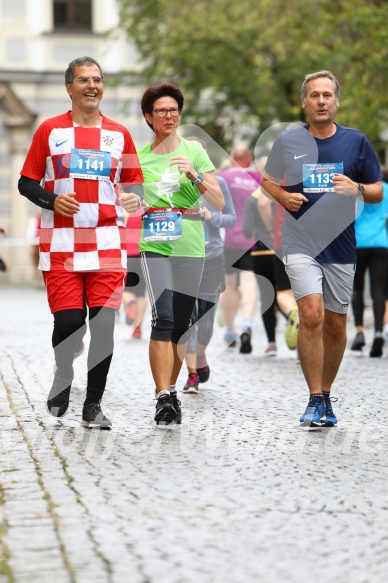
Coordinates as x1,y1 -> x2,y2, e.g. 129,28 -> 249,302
132,83 -> 224,425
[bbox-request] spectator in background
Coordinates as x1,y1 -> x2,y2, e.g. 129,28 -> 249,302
351,167 -> 388,356
218,145 -> 260,354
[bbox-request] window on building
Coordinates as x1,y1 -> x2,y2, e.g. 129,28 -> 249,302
53,0 -> 92,31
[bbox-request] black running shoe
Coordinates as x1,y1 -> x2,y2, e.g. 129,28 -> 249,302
154,393 -> 177,425
239,328 -> 252,354
82,402 -> 112,429
351,332 -> 365,351
47,376 -> 72,418
197,364 -> 210,383
370,336 -> 383,357
170,391 -> 182,424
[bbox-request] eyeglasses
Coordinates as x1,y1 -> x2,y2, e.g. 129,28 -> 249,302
152,108 -> 181,117
74,77 -> 104,85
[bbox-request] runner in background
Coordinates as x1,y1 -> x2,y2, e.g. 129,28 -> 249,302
182,137 -> 236,394
218,146 -> 260,354
350,167 -> 388,357
123,207 -> 147,340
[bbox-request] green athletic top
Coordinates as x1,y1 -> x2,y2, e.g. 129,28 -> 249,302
138,138 -> 215,257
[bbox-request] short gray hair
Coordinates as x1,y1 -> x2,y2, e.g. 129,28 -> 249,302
301,70 -> 340,101
65,56 -> 103,84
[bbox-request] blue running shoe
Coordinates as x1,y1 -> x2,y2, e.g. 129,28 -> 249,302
300,395 -> 325,428
224,329 -> 237,347
322,393 -> 338,427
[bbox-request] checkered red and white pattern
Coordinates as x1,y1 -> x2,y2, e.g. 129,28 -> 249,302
21,111 -> 143,272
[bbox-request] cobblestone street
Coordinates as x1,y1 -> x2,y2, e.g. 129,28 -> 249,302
1,285 -> 388,583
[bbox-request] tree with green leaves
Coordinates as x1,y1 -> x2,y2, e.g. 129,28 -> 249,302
117,0 -> 388,157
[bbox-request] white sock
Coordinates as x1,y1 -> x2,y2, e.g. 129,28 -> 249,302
155,389 -> 170,399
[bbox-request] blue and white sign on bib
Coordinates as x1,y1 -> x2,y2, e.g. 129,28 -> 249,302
143,210 -> 183,242
70,148 -> 111,181
303,162 -> 344,193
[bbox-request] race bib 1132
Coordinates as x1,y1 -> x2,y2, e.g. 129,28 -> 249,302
303,162 -> 344,193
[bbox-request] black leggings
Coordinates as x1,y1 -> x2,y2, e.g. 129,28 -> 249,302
53,306 -> 115,402
352,247 -> 388,333
251,253 -> 277,343
141,252 -> 204,344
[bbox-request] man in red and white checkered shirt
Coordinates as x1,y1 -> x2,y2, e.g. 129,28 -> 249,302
18,56 -> 144,428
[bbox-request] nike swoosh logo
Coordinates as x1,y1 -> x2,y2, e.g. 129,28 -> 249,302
55,140 -> 68,147
294,154 -> 308,159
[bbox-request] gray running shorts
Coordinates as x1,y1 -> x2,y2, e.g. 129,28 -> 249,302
283,253 -> 355,314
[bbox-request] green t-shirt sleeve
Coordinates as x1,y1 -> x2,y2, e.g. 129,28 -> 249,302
181,139 -> 215,175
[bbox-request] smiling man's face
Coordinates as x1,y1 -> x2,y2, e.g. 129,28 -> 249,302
66,64 -> 104,113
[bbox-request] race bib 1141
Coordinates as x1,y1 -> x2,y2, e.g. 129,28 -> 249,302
70,148 -> 112,181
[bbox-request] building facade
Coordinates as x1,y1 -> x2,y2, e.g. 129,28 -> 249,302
0,0 -> 151,283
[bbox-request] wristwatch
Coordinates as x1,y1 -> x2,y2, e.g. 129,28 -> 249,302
357,183 -> 365,196
191,172 -> 204,186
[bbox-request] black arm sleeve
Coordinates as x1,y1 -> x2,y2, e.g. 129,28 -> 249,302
123,183 -> 144,200
18,176 -> 57,211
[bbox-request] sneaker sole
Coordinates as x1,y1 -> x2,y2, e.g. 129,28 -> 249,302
182,386 -> 199,395
82,420 -> 112,429
300,425 -> 323,431
300,420 -> 324,429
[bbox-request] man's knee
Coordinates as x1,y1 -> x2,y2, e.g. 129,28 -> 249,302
53,310 -> 85,346
324,311 -> 347,337
299,295 -> 324,328
89,306 -> 115,323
